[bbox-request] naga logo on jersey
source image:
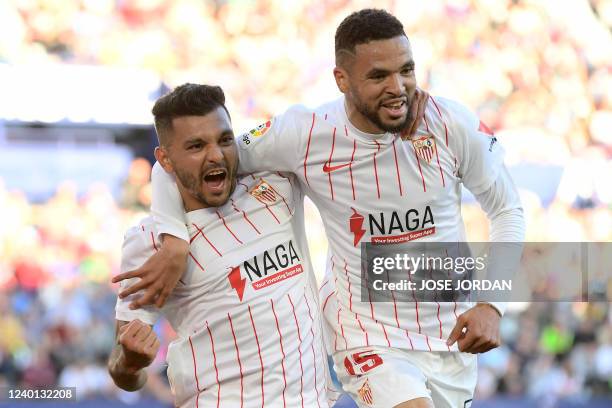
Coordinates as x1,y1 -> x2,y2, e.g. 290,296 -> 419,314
349,206 -> 436,246
229,240 -> 303,300
412,135 -> 436,164
349,208 -> 366,246
249,179 -> 278,204
357,379 -> 374,406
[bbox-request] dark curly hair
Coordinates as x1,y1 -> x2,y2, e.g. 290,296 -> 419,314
335,9 -> 407,66
152,83 -> 231,147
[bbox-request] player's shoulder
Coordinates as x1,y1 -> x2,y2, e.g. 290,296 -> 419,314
428,95 -> 479,132
122,216 -> 157,250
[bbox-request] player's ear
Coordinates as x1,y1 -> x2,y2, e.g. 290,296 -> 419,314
333,66 -> 349,94
154,146 -> 174,174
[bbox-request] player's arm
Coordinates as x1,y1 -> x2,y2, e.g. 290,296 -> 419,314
112,162 -> 189,309
108,319 -> 160,391
444,99 -> 525,353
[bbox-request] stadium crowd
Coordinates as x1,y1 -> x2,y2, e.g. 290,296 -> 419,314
0,0 -> 611,406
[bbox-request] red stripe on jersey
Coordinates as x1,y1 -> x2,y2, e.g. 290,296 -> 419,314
336,303 -> 348,350
304,295 -> 322,408
303,113 -> 316,187
433,137 -> 446,187
429,96 -> 449,146
270,300 -> 287,408
407,268 -> 422,334
326,127 -> 337,201
324,113 -> 328,121
276,191 -> 293,216
318,279 -> 329,293
150,231 -> 158,251
387,272 -> 400,328
425,334 -> 433,351
411,143 -> 427,193
227,313 -> 244,408
428,266 -> 444,340
263,203 -> 281,224
373,140 -> 381,198
189,252 -> 205,272
355,313 -> 369,346
237,180 -> 249,192
206,323 -> 221,408
288,294 -> 305,408
188,335 -> 202,408
216,210 -> 243,244
380,322 -> 391,347
424,115 -> 446,187
322,291 -> 334,312
248,305 -> 265,408
192,223 -> 222,256
230,199 -> 261,235
343,260 -> 353,312
349,139 -> 357,200
392,139 -> 403,196
405,330 -> 415,350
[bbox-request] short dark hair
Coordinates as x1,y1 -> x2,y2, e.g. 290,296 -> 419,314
335,9 -> 407,66
152,83 -> 230,146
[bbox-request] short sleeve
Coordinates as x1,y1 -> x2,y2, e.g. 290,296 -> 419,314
115,221 -> 161,325
151,161 -> 190,242
237,105 -> 312,174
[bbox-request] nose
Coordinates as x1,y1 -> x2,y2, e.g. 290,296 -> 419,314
205,143 -> 224,164
386,73 -> 404,96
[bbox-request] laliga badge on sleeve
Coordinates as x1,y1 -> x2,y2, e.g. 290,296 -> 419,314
412,135 -> 436,164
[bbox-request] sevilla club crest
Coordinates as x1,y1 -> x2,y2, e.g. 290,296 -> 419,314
412,136 -> 436,164
249,179 -> 278,204
357,379 -> 374,406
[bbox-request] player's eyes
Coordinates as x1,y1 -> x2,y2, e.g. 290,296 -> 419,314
188,143 -> 202,150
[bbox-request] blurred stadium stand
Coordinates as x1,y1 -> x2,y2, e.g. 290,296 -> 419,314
0,0 -> 610,407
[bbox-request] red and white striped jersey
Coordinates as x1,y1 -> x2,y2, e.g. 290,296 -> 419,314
151,95 -> 519,355
116,172 -> 330,408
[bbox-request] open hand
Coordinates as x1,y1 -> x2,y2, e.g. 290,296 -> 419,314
112,235 -> 189,309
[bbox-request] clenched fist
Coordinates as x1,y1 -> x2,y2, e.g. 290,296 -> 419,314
118,319 -> 160,374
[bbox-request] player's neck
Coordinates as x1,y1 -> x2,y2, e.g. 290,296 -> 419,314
343,99 -> 385,135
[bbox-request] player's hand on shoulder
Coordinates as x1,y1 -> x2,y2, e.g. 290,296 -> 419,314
446,303 -> 501,354
401,87 -> 429,140
118,319 -> 160,373
112,234 -> 189,309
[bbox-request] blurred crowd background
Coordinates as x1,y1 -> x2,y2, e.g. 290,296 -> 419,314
0,0 -> 611,407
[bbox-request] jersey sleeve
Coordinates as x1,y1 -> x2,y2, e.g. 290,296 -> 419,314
151,161 -> 190,242
445,98 -> 506,195
237,105 -> 312,174
115,221 -> 162,325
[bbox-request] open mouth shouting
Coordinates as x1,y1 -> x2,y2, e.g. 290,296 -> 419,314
203,168 -> 228,194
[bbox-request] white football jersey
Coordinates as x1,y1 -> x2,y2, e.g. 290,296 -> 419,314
117,172 -> 330,408
151,95 -> 519,355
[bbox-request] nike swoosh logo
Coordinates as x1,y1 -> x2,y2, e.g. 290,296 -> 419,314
322,162 -> 352,173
